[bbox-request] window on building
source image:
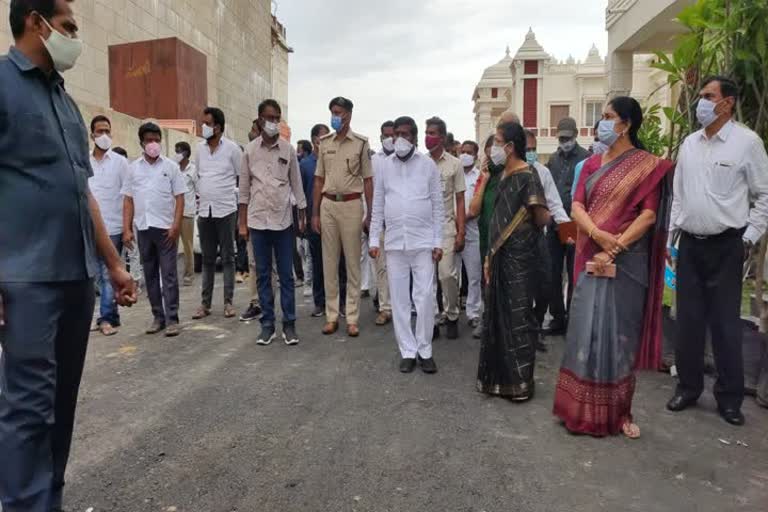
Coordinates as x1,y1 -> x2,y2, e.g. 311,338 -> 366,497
550,105 -> 570,130
584,101 -> 603,128
491,88 -> 498,99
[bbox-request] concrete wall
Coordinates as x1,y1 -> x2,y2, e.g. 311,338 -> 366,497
0,0 -> 274,146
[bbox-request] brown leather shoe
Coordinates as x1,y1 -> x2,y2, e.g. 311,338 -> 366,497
347,324 -> 360,337
192,306 -> 211,320
322,321 -> 338,335
375,311 -> 392,326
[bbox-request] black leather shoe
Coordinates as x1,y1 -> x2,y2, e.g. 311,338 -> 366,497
418,356 -> 438,374
445,319 -> 459,339
399,358 -> 417,373
719,407 -> 745,426
666,393 -> 698,412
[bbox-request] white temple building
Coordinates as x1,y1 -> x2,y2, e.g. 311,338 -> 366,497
473,28 -> 666,158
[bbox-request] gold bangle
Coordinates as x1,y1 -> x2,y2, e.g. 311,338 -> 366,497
589,227 -> 597,239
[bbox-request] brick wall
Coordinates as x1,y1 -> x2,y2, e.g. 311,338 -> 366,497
0,0 -> 273,145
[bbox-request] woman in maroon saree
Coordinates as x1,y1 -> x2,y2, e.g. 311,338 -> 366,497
553,97 -> 673,438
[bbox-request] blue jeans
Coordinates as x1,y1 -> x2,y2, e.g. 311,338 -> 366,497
97,234 -> 123,326
251,227 -> 296,328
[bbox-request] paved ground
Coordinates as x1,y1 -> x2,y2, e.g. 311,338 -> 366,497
59,276 -> 768,512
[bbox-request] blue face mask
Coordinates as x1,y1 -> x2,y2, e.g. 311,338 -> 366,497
526,151 -> 538,165
331,115 -> 343,132
597,119 -> 619,147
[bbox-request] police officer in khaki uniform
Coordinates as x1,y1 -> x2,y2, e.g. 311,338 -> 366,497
311,97 -> 374,337
425,116 -> 466,340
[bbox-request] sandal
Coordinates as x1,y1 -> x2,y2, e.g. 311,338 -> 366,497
192,306 -> 211,320
99,322 -> 118,336
621,421 -> 641,440
224,304 -> 237,318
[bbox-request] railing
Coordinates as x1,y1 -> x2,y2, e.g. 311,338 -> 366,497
606,0 -> 638,29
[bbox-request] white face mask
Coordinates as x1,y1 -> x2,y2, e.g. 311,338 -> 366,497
381,137 -> 395,153
394,137 -> 414,158
173,152 -> 185,163
696,98 -> 721,128
39,17 -> 82,72
94,134 -> 112,151
459,153 -> 475,168
201,123 -> 215,140
490,144 -> 508,166
262,120 -> 280,138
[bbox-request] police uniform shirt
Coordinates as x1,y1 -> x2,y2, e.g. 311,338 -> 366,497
315,131 -> 373,196
433,150 -> 466,238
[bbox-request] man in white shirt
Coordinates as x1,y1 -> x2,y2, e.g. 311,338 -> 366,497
238,99 -> 307,346
368,120 -> 395,326
524,130 -> 571,345
426,117 -> 466,340
122,122 -> 187,337
667,76 -> 768,426
370,116 -> 444,374
192,107 -> 242,320
458,140 -> 483,328
89,115 -> 129,336
174,141 -> 197,286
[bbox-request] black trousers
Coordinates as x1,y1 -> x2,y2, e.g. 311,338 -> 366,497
546,227 -> 574,325
675,230 -> 745,409
0,280 -> 94,512
307,233 -> 346,309
198,212 -> 237,308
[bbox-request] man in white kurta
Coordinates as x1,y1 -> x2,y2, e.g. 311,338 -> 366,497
369,116 -> 444,374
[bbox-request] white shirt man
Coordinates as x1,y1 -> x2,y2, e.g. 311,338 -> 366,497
123,156 -> 187,232
193,107 -> 243,319
667,77 -> 768,426
458,145 -> 483,325
532,161 -> 570,224
122,139 -> 187,335
194,136 -> 241,218
366,131 -> 395,325
90,150 -> 129,237
370,120 -> 444,374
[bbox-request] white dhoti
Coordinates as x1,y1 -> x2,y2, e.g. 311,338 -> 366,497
387,249 -> 435,359
361,233 -> 372,291
457,237 -> 483,320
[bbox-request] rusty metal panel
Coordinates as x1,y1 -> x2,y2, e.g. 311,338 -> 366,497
108,37 -> 207,127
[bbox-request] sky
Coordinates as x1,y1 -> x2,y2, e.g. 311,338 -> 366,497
277,0 -> 608,150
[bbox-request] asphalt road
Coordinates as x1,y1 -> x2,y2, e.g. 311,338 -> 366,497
58,276 -> 768,512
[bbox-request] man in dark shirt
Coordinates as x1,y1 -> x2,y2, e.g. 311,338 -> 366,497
544,117 -> 590,334
301,123 -> 331,317
0,2 -> 136,511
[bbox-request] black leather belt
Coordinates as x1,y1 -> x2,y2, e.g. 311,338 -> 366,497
684,227 -> 745,240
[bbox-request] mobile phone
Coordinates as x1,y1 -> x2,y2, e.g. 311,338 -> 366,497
586,261 -> 617,278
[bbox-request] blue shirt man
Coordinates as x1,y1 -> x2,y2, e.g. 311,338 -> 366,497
0,2 -> 135,511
